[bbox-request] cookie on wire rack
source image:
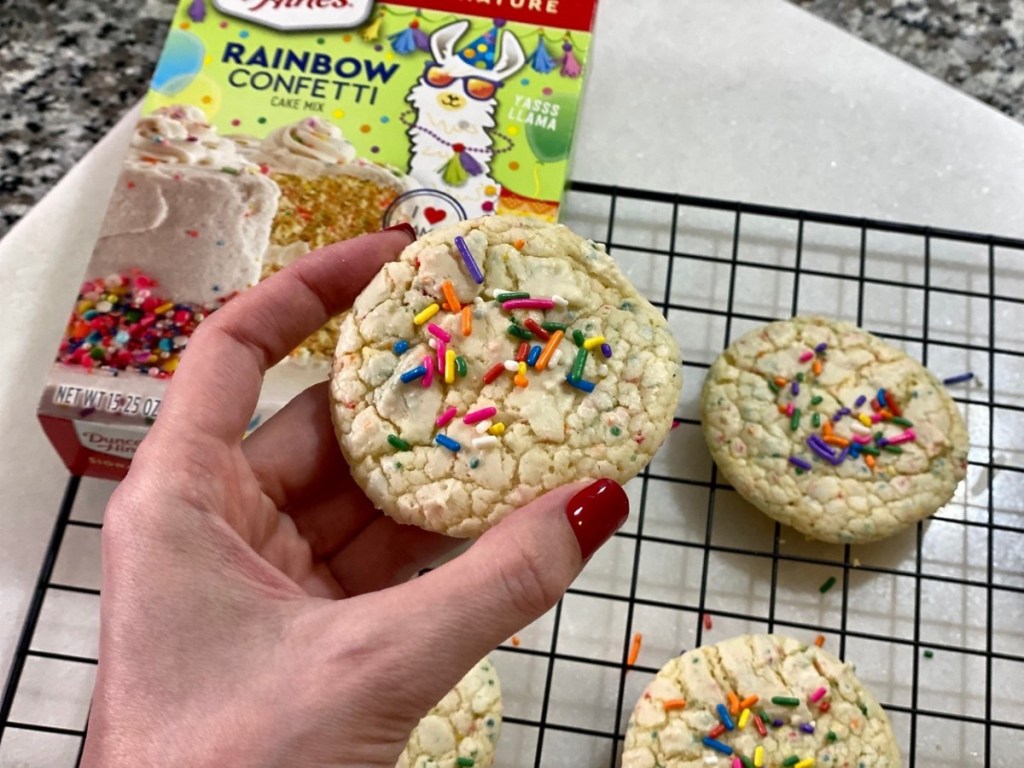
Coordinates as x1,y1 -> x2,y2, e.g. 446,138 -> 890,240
700,315 -> 968,543
330,215 -> 682,537
622,634 -> 901,767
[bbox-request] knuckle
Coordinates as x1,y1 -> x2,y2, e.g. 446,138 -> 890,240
495,541 -> 563,620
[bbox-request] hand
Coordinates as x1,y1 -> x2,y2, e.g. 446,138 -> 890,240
81,227 -> 629,768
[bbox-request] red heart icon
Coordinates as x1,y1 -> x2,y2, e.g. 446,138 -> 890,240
424,207 -> 447,225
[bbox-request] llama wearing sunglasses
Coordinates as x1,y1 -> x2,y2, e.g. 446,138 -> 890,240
405,20 -> 526,219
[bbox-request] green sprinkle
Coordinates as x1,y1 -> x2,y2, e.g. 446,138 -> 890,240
783,757 -> 800,767
220,166 -> 240,175
819,576 -> 837,593
387,434 -> 411,451
796,372 -> 805,382
859,445 -> 880,456
469,457 -> 480,469
455,355 -> 468,377
892,416 -> 914,427
507,323 -> 533,340
496,291 -> 529,301
790,408 -> 802,430
874,431 -> 885,442
768,380 -> 780,393
812,412 -> 821,427
811,395 -> 823,405
541,321 -> 568,332
859,703 -> 868,716
827,730 -> 837,742
758,710 -> 771,723
772,697 -> 800,707
456,758 -> 475,767
571,347 -> 589,381
611,426 -> 622,436
884,445 -> 903,454
740,758 -> 754,768
924,649 -> 934,658
572,329 -> 586,347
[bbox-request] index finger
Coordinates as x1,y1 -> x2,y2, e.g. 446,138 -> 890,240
153,226 -> 415,446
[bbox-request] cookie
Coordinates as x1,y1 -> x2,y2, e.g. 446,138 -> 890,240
396,657 -> 501,768
330,216 -> 682,537
622,635 -> 901,767
701,316 -> 968,543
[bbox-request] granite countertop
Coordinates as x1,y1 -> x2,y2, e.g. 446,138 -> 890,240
1,0 -> 1022,238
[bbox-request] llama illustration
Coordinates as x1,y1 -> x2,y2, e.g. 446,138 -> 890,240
405,20 -> 526,220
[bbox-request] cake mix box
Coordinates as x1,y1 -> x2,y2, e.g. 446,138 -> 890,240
38,0 -> 599,479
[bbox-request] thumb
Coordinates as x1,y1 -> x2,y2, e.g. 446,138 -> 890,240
381,479 -> 628,700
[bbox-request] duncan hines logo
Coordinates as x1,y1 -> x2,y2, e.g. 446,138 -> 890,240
73,421 -> 145,460
212,0 -> 374,31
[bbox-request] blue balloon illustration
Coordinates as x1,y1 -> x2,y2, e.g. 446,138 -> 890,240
151,30 -> 205,96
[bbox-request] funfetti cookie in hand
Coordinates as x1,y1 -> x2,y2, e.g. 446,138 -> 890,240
701,316 -> 969,544
622,635 -> 901,767
330,216 -> 683,538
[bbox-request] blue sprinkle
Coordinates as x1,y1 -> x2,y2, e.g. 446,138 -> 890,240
701,736 -> 733,755
82,310 -> 98,320
114,330 -> 130,344
716,703 -> 735,730
877,388 -> 888,408
158,338 -> 173,351
527,344 -> 542,367
435,434 -> 461,452
565,374 -> 596,393
393,339 -> 409,355
86,331 -> 103,344
942,371 -> 975,386
400,365 -> 427,383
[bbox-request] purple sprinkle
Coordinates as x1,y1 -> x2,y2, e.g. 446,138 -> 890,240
807,436 -> 836,463
943,371 -> 975,386
789,456 -> 812,471
454,235 -> 484,284
773,719 -> 785,728
877,437 -> 889,447
832,407 -> 851,422
854,395 -> 867,407
815,342 -> 828,354
832,446 -> 850,465
791,380 -> 800,396
600,342 -> 613,359
800,722 -> 815,734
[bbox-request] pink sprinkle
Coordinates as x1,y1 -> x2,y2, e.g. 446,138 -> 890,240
464,406 -> 497,425
888,429 -> 916,445
799,350 -> 814,363
427,323 -> 451,343
852,433 -> 873,444
422,356 -> 434,387
732,759 -> 742,768
437,340 -> 447,376
436,406 -> 457,427
703,612 -> 713,630
503,298 -> 556,310
809,686 -> 827,703
870,412 -> 883,423
785,402 -> 795,417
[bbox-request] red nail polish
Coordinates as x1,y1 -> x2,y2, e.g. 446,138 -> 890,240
564,479 -> 629,561
382,222 -> 417,240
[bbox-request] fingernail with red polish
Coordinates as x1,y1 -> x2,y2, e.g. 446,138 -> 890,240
382,222 -> 417,240
564,479 -> 629,561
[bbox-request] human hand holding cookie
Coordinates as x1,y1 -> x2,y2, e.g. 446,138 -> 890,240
81,225 -> 630,767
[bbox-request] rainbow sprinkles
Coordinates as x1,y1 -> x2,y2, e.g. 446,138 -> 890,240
386,234 -> 613,455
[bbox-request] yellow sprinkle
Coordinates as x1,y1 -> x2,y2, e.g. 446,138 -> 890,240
488,422 -> 505,436
514,362 -> 528,388
794,760 -> 815,768
414,303 -> 440,325
858,413 -> 873,427
154,302 -> 174,314
582,335 -> 606,351
754,746 -> 764,767
518,361 -> 527,376
445,348 -> 456,384
738,708 -> 750,730
162,358 -> 179,373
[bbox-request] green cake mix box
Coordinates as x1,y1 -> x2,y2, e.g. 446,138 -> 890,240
38,0 -> 599,479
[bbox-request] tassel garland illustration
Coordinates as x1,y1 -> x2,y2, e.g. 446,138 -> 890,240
389,19 -> 431,54
438,143 -> 484,187
528,35 -> 558,73
561,40 -> 582,78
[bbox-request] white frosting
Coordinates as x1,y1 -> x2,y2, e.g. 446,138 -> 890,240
128,105 -> 255,169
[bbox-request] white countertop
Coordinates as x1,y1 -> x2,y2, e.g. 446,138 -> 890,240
2,0 -> 1023,763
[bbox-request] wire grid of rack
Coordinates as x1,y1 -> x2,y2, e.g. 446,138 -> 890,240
1,182 -> 1022,767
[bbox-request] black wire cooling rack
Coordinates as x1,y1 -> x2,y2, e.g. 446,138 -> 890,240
2,182 -> 1022,767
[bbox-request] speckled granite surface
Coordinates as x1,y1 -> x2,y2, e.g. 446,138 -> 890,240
1,0 -> 1022,237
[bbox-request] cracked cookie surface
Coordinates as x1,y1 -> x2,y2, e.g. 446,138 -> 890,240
701,316 -> 968,543
331,216 -> 682,537
623,634 -> 900,767
397,657 -> 501,768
